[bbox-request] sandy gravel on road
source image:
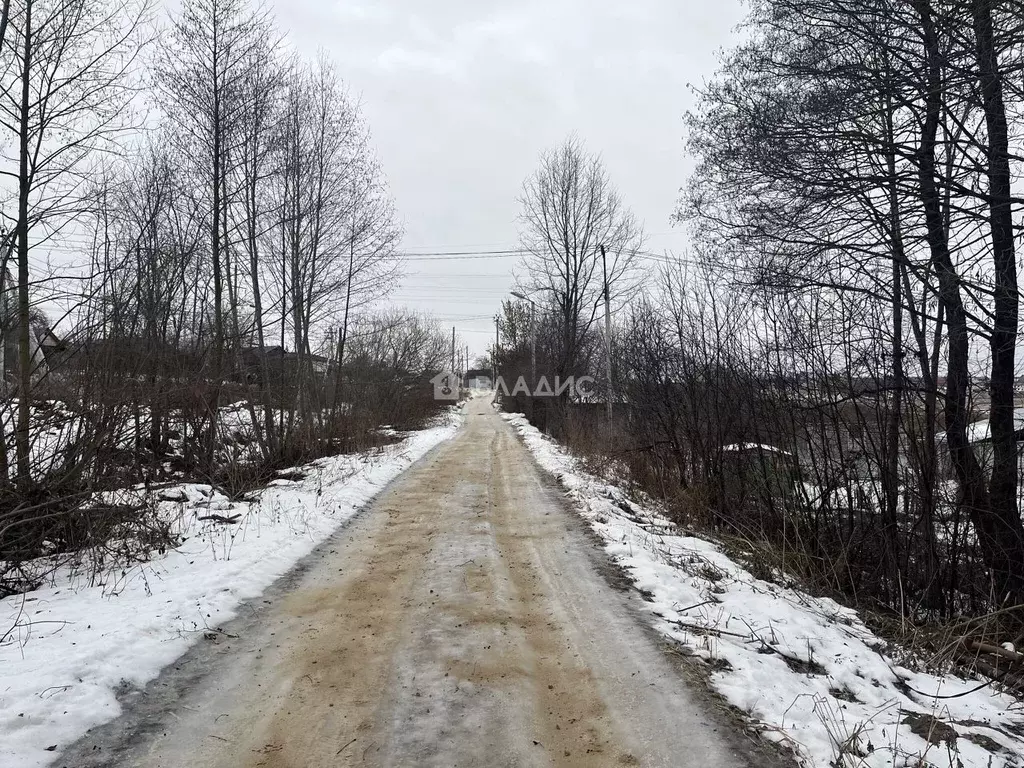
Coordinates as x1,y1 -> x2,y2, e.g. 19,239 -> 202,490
59,399 -> 772,768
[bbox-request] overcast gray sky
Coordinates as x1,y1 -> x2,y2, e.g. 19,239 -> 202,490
271,0 -> 747,358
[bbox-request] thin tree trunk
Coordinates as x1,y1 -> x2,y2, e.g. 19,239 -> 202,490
331,226 -> 355,432
882,79 -> 904,600
0,242 -> 12,485
913,0 -> 991,596
972,0 -> 1024,601
14,0 -> 33,491
246,142 -> 275,458
206,18 -> 224,470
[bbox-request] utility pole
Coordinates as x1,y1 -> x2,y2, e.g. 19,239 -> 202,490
494,315 -> 499,391
331,213 -> 356,419
529,300 -> 536,388
600,244 -> 613,426
451,326 -> 456,374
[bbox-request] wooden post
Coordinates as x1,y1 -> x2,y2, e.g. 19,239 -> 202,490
600,244 -> 612,426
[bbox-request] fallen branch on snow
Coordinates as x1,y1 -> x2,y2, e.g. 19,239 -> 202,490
197,513 -> 242,524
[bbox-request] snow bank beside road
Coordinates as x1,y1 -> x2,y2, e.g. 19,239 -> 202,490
501,411 -> 1024,768
0,411 -> 461,768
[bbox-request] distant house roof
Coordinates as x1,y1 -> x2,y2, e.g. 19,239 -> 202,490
40,328 -> 65,350
963,408 -> 1024,444
722,443 -> 793,456
241,345 -> 285,357
240,347 -> 330,364
570,389 -> 628,404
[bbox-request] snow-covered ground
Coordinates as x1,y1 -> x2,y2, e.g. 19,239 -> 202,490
501,411 -> 1024,768
0,397 -> 304,480
0,409 -> 461,768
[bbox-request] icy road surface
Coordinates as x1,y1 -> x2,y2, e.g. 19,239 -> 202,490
59,399 -> 774,768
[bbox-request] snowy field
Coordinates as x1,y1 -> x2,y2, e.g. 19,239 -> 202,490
501,411 -> 1024,768
0,409 -> 461,768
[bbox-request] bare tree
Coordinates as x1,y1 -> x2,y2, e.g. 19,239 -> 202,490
267,56 -> 399,433
0,0 -> 150,489
229,29 -> 283,456
156,0 -> 272,462
517,135 -> 643,383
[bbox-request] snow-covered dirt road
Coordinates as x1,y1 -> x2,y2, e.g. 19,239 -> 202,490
58,398 -> 778,768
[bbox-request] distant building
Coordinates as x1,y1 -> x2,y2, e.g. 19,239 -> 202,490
0,266 -> 62,387
720,442 -> 799,504
237,346 -> 331,385
464,367 -> 492,389
946,408 -> 1024,479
